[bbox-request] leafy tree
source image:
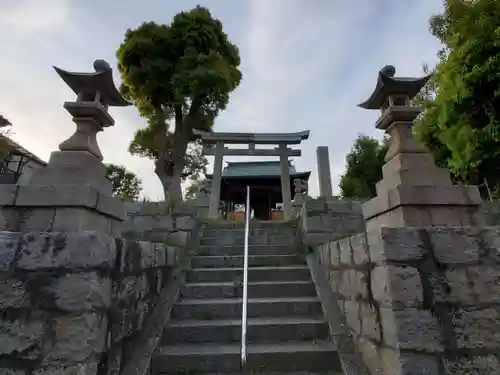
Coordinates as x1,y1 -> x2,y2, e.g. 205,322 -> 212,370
117,6 -> 242,202
339,135 -> 389,199
414,0 -> 500,194
105,163 -> 142,201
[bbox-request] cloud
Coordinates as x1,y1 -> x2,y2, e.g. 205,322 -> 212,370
0,0 -> 445,201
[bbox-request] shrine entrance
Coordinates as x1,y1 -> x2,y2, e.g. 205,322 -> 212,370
206,161 -> 311,221
194,129 -> 310,220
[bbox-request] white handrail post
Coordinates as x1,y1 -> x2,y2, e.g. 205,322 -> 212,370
241,185 -> 250,367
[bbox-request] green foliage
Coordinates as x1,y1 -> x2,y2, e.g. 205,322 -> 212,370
116,6 -> 242,196
339,135 -> 389,199
415,0 -> 500,190
105,163 -> 143,201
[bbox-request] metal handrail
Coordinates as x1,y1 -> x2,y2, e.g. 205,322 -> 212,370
241,185 -> 250,366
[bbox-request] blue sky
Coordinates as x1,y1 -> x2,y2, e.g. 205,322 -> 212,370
0,0 -> 444,200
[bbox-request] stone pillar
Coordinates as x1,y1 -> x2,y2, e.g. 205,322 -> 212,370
316,146 -> 333,198
279,143 -> 293,220
209,141 -> 224,218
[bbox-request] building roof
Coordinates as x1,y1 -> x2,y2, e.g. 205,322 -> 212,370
206,161 -> 310,180
0,135 -> 47,166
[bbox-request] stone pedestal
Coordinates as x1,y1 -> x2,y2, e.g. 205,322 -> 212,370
0,150 -> 124,235
362,118 -> 483,232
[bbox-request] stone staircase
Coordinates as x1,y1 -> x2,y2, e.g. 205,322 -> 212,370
152,221 -> 342,374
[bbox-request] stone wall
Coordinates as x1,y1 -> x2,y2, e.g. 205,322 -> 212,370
301,198 -> 365,246
0,230 -> 183,375
483,201 -> 500,226
122,201 -> 199,248
316,226 -> 500,374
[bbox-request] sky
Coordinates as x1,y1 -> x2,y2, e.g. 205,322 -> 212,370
0,0 -> 444,200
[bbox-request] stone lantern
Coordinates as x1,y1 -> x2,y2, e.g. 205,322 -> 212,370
0,60 -> 131,234
54,59 -> 131,160
359,65 -> 483,229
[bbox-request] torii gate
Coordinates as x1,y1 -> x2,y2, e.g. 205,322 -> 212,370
193,129 -> 310,220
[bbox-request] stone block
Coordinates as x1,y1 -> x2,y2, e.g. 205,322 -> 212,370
329,241 -> 340,266
44,313 -> 106,363
51,208 -> 112,233
318,243 -> 328,265
328,270 -> 341,293
96,195 -> 125,221
17,232 -> 116,270
451,307 -> 500,349
43,272 -> 111,311
467,265 -> 500,303
175,216 -> 197,231
436,269 -> 475,304
0,185 -> 19,205
380,308 -> 442,351
360,302 -> 380,341
0,369 -> 27,375
339,237 -> 352,265
371,265 -> 423,308
327,200 -> 355,214
380,348 -> 441,375
304,199 -> 327,215
0,207 -> 21,231
0,316 -> 46,359
344,300 -> 361,337
339,269 -> 368,300
0,231 -> 20,271
16,185 -> 98,208
32,362 -> 99,375
350,233 -> 369,265
443,355 -> 500,375
368,227 -> 427,263
428,227 -> 480,265
138,241 -> 156,269
0,276 -> 30,309
18,208 -> 56,232
164,231 -> 189,248
357,338 -> 382,375
304,232 -> 329,247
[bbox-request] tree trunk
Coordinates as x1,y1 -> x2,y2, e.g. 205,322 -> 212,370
154,153 -> 175,200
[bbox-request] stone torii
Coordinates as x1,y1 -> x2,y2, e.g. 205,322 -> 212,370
193,129 -> 310,220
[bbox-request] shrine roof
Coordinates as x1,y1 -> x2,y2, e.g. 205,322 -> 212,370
206,161 -> 310,180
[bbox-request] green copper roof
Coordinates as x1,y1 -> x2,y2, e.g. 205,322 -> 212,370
206,161 -> 310,179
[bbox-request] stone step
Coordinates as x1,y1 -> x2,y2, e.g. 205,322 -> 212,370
186,266 -> 311,283
203,223 -> 297,233
172,297 -> 323,320
201,372 -> 342,375
181,280 -> 317,299
200,235 -> 297,247
197,244 -> 298,256
191,254 -> 304,268
162,317 -> 330,344
152,341 -> 341,374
